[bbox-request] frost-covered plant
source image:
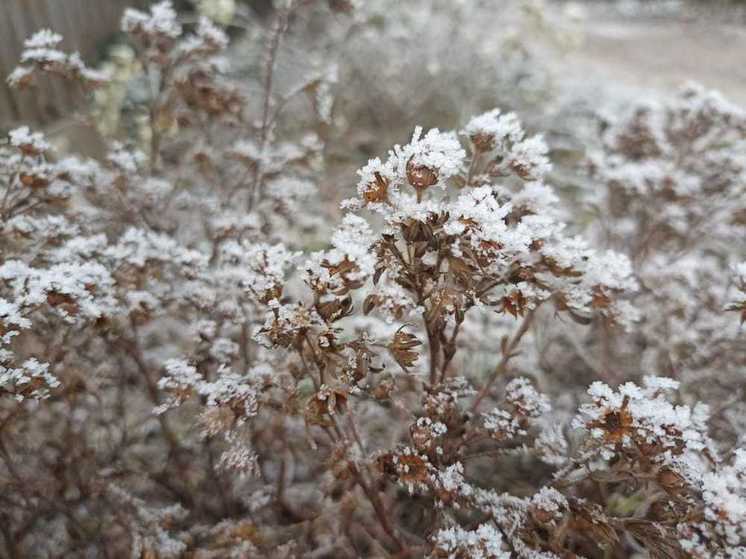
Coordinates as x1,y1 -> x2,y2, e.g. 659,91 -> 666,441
7,29 -> 108,88
582,84 -> 746,431
0,1 -> 341,556
1,2 -> 745,558
155,104 -> 735,559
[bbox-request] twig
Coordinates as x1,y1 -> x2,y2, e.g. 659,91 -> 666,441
470,309 -> 536,413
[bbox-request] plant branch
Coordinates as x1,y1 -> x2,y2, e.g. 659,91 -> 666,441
470,308 -> 536,413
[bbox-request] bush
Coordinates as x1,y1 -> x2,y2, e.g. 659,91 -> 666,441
1,2 -> 744,558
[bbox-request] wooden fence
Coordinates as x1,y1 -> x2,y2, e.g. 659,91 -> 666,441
0,0 -> 147,127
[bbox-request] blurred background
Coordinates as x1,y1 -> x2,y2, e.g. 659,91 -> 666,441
3,0 -> 746,153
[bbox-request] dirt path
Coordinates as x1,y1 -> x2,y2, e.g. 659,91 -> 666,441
560,8 -> 746,103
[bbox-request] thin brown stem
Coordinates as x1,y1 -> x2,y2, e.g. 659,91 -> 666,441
466,150 -> 481,186
322,414 -> 407,554
247,7 -> 289,210
425,321 -> 440,386
470,308 -> 536,413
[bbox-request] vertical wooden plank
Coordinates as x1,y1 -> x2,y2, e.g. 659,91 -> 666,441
12,1 -> 42,123
59,0 -> 81,112
2,0 -> 25,124
0,0 -> 143,127
29,0 -> 58,122
38,0 -> 72,120
0,1 -> 17,124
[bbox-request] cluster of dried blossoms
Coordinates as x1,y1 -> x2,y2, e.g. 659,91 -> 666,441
1,2 -> 745,559
0,2 -> 333,557
7,29 -> 108,89
584,84 -> 746,429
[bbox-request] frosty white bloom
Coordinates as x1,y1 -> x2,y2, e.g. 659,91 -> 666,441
355,156 -> 396,199
158,359 -> 202,392
432,522 -> 510,558
575,377 -> 711,466
19,45 -> 66,66
529,486 -> 568,521
390,126 -> 465,189
106,485 -> 188,559
107,143 -> 146,173
364,281 -> 417,323
328,213 -> 377,277
196,16 -> 228,48
8,126 -> 50,153
55,155 -> 103,182
125,290 -> 160,315
24,29 -> 63,50
0,260 -> 116,322
155,359 -> 203,414
9,28 -> 107,88
507,134 -> 551,179
178,16 -> 229,54
505,377 -> 550,418
443,186 -> 511,239
535,425 -> 569,466
512,181 -> 560,214
416,416 -> 448,437
435,462 -> 473,498
106,228 -> 207,270
483,408 -> 523,439
462,108 -> 523,151
218,444 -> 258,476
265,177 -> 316,204
241,242 -> 300,297
198,365 -> 258,420
0,298 -> 31,332
6,66 -> 33,87
0,358 -> 60,401
554,248 -> 640,328
582,251 -> 638,293
122,1 -> 182,38
209,338 -> 239,364
642,375 -> 680,392
695,449 -> 746,549
540,235 -> 591,270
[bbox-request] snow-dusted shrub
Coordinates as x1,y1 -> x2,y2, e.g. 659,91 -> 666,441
582,84 -> 746,432
1,2 -> 334,556
0,2 -> 744,558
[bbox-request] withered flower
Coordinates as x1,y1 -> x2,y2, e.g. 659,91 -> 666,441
19,171 -> 50,189
321,257 -> 365,294
362,171 -> 389,204
46,291 -> 80,316
305,385 -> 349,427
372,375 -> 395,401
376,450 -> 431,491
316,295 -> 353,322
502,290 -> 529,318
387,327 -> 422,372
591,286 -> 612,310
406,158 -> 439,193
569,500 -> 620,549
470,132 -> 496,153
590,395 -> 635,445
